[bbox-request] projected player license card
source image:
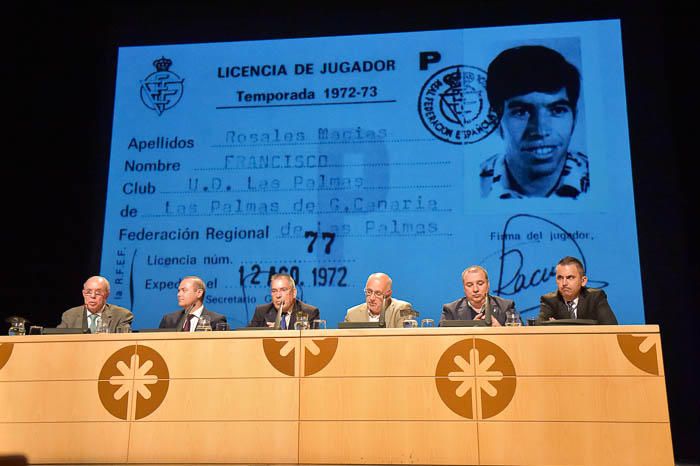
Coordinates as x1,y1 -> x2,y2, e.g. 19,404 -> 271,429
101,19 -> 643,328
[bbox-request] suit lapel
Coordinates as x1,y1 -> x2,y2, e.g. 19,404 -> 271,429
576,291 -> 588,320
80,308 -> 89,329
457,299 -> 470,319
289,300 -> 300,328
175,310 -> 188,332
102,306 -> 113,331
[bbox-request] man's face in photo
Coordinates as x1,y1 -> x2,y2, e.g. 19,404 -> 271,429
500,87 -> 575,184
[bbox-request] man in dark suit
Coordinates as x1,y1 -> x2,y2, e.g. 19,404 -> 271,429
58,275 -> 133,332
159,276 -> 227,331
249,273 -> 319,329
538,256 -> 618,325
441,266 -> 516,326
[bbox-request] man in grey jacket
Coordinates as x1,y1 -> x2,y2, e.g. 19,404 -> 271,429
58,276 -> 133,332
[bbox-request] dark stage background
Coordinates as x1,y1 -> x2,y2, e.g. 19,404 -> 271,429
3,2 -> 698,463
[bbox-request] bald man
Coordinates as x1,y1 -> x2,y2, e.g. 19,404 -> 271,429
344,273 -> 413,328
58,276 -> 134,332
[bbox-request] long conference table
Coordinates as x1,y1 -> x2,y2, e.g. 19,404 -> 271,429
0,325 -> 673,465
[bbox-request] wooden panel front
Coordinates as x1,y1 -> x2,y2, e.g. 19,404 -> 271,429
306,332 -> 474,377
0,380 -> 119,422
0,422 -> 129,464
0,338 -> 133,381
0,326 -> 673,465
137,333 -> 299,379
128,421 -> 299,464
146,378 -> 299,421
478,421 -> 674,466
491,376 -> 669,422
481,332 -> 664,376
299,421 -> 478,465
300,377 -> 470,421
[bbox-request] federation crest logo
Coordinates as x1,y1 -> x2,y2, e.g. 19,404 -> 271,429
418,65 -> 498,145
435,338 -> 516,419
0,343 -> 13,371
98,345 -> 169,420
617,334 -> 660,375
262,337 -> 338,376
140,56 -> 185,116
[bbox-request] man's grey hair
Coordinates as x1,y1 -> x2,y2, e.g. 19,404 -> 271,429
461,266 -> 489,283
271,273 -> 296,289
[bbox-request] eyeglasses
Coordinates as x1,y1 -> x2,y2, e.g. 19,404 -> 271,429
364,289 -> 386,298
271,287 -> 291,294
82,289 -> 106,297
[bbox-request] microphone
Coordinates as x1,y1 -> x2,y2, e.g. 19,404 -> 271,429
378,296 -> 386,326
274,300 -> 285,329
484,298 -> 493,326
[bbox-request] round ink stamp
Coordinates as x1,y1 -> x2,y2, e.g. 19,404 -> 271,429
418,65 -> 499,145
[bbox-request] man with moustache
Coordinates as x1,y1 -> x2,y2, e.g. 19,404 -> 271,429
441,266 -> 516,326
249,274 -> 320,329
58,276 -> 133,332
158,276 -> 227,331
480,45 -> 589,199
538,256 -> 618,324
345,272 -> 413,328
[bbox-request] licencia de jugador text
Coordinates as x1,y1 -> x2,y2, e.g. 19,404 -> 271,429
216,60 -> 396,78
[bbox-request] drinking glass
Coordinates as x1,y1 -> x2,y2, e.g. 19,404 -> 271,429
196,315 -> 212,331
28,325 -> 43,335
215,322 -> 230,331
116,324 -> 131,333
312,319 -> 327,330
505,311 -> 522,327
294,314 -> 309,330
421,318 -> 435,328
95,320 -> 111,334
403,319 -> 418,328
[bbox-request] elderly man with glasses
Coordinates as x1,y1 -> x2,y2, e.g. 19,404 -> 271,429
58,275 -> 133,333
248,273 -> 320,329
344,272 -> 413,328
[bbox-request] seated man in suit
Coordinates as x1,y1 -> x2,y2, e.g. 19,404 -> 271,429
58,275 -> 133,332
159,276 -> 227,331
249,273 -> 320,328
538,256 -> 618,324
345,272 -> 413,328
441,266 -> 515,326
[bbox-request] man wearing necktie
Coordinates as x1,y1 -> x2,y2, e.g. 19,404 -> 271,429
158,276 -> 227,331
58,276 -> 133,333
538,256 -> 618,325
440,266 -> 517,326
248,274 -> 320,328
